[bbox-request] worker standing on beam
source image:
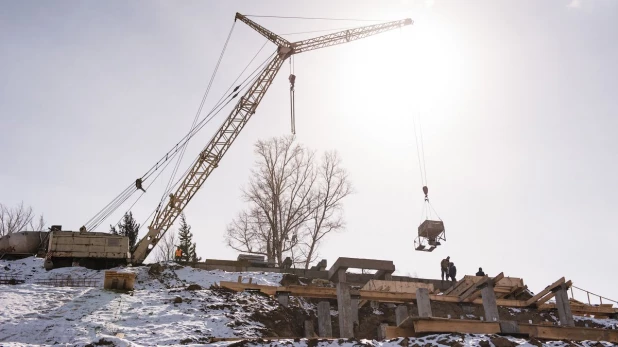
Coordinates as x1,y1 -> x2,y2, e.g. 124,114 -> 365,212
441,256 -> 450,281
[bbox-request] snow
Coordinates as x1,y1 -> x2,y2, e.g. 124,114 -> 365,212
1,257 -> 283,346
575,315 -> 618,329
2,257 -> 618,346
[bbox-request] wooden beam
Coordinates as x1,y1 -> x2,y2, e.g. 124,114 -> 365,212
219,281 -> 529,307
535,281 -> 573,306
520,324 -> 618,343
458,272 -> 504,303
538,303 -> 618,315
412,317 -> 501,334
384,326 -> 416,339
525,277 -> 565,306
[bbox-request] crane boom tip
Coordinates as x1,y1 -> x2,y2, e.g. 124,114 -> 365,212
404,18 -> 414,25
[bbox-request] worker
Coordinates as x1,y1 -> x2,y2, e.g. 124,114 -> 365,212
440,256 -> 450,281
135,178 -> 146,192
448,262 -> 457,282
175,248 -> 182,261
476,267 -> 486,276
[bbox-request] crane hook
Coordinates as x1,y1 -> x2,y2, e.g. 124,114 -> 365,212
422,185 -> 429,201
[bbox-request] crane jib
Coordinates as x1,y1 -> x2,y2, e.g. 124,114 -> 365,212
131,13 -> 414,264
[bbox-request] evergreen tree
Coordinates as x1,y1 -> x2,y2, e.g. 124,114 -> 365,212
189,242 -> 201,263
177,213 -> 193,263
110,212 -> 140,251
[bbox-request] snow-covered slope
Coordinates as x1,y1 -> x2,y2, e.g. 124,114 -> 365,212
1,257 -> 617,347
1,257 -> 285,346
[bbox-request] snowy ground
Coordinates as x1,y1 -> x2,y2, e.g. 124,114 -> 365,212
1,257 -> 617,346
1,257 -> 284,346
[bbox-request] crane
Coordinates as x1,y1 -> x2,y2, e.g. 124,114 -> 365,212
128,13 -> 413,265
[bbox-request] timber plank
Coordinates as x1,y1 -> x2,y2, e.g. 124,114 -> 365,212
413,317 -> 501,334
384,326 -> 416,338
520,324 -> 618,343
525,277 -> 565,306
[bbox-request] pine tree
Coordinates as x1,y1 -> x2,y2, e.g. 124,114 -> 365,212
189,242 -> 201,263
177,213 -> 194,263
110,212 -> 140,251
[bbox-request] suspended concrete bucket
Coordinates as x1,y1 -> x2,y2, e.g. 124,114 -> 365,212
414,185 -> 446,252
414,220 -> 445,252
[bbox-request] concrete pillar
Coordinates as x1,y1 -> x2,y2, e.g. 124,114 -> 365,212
554,284 -> 575,327
317,301 -> 332,337
377,323 -> 389,340
276,291 -> 289,307
416,288 -> 433,317
395,305 -> 409,326
370,301 -> 379,310
350,294 -> 360,326
304,320 -> 316,338
336,269 -> 354,338
481,284 -> 500,322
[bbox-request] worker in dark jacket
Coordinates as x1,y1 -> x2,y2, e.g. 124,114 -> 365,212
476,267 -> 486,276
440,256 -> 450,281
448,262 -> 457,282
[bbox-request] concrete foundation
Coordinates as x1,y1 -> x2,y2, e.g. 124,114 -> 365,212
378,323 -> 389,340
304,320 -> 316,338
395,305 -> 409,326
317,301 -> 332,337
336,269 -> 354,338
351,294 -> 360,326
555,284 -> 575,327
276,291 -> 290,307
481,284 -> 500,322
416,287 -> 433,317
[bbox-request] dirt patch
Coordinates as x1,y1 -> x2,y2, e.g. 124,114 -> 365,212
148,263 -> 163,276
174,296 -> 183,303
280,273 -> 313,286
490,336 -> 517,347
85,339 -> 115,347
186,284 -> 202,291
250,302 -> 310,337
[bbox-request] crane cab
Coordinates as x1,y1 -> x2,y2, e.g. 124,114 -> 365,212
414,219 -> 445,252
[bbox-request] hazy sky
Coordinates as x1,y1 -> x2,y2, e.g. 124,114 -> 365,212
1,0 -> 617,301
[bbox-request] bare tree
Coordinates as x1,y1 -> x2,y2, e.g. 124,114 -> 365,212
226,135 -> 352,268
0,202 -> 46,236
300,152 -> 352,269
153,230 -> 178,263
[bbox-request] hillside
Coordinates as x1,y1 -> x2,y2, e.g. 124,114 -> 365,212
0,257 -> 616,346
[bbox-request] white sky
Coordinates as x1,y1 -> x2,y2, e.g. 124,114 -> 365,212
1,0 -> 617,301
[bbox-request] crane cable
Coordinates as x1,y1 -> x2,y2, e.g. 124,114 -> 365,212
141,50 -> 277,231
243,15 -> 390,22
161,21 -> 236,206
412,114 -> 441,222
92,49 -> 276,233
85,32 -> 272,232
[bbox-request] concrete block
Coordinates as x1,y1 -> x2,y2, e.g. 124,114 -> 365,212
317,301 -> 332,337
328,257 -> 395,281
554,284 -> 575,327
500,321 -> 520,334
395,305 -> 409,326
351,295 -> 360,325
337,282 -> 354,338
304,320 -> 316,338
416,287 -> 433,317
481,284 -> 500,322
378,323 -> 389,340
276,291 -> 290,307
